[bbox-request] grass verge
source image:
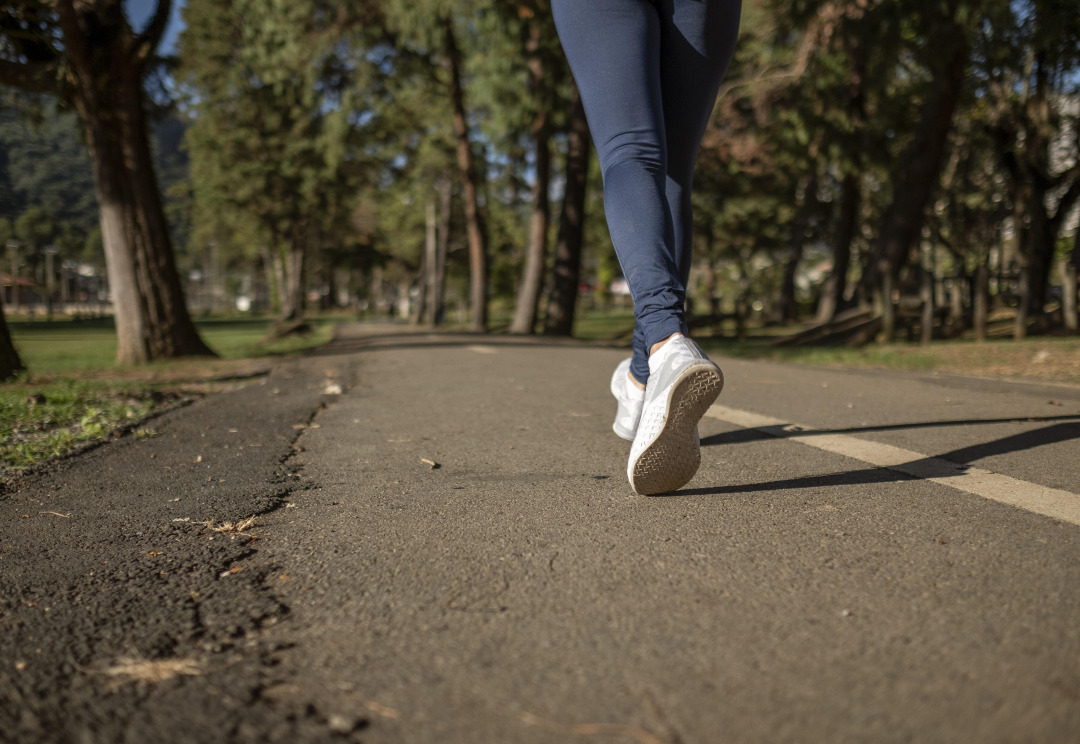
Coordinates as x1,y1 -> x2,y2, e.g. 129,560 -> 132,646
2,315 -> 334,473
566,308 -> 1080,386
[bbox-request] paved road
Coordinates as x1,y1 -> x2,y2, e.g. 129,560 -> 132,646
2,322 -> 1079,743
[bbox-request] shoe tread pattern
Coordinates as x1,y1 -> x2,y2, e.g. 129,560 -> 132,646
631,366 -> 723,495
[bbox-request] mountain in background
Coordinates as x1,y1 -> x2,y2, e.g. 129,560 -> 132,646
0,99 -> 190,243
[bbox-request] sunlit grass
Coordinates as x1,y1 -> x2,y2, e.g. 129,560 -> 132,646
2,315 -> 335,471
0,378 -> 161,470
8,316 -> 333,374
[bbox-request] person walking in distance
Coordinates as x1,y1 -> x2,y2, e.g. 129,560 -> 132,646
551,0 -> 741,494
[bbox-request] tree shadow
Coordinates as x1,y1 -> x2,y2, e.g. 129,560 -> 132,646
308,327 -> 628,357
673,419 -> 1080,497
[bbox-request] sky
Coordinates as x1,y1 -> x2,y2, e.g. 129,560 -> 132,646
122,0 -> 186,56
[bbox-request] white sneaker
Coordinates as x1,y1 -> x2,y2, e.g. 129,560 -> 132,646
610,357 -> 645,441
627,334 -> 723,495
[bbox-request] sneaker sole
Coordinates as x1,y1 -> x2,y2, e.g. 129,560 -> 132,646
629,364 -> 724,495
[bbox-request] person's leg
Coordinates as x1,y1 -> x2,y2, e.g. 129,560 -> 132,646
551,0 -> 682,386
657,0 -> 742,291
625,0 -> 739,493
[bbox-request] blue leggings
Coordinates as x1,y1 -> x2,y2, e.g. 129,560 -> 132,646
552,0 -> 741,384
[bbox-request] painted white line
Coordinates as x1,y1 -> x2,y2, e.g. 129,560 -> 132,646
706,404 -> 1080,526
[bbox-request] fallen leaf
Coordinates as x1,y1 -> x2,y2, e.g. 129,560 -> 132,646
104,657 -> 203,686
420,458 -> 440,469
365,701 -> 401,720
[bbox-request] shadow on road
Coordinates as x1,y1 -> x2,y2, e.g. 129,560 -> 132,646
680,418 -> 1080,497
308,325 -> 627,358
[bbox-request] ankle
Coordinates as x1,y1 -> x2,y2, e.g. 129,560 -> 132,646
649,332 -> 683,356
627,371 -> 646,392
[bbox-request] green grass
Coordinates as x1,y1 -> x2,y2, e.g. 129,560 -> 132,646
0,379 -> 162,470
8,316 -> 334,375
563,307 -> 1079,384
2,315 -> 334,472
699,338 -> 941,371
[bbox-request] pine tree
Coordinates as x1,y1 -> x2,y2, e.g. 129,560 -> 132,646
0,0 -> 213,364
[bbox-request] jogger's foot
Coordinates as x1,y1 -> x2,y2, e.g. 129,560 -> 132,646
627,334 -> 723,495
610,357 -> 645,441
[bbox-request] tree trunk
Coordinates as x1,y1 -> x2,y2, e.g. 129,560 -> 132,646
777,176 -> 816,324
1066,231 -> 1079,334
415,199 -> 436,326
262,245 -> 285,317
62,0 -> 213,365
543,84 -> 590,336
857,27 -> 970,300
279,236 -> 306,323
817,173 -> 859,322
0,302 -> 24,380
1014,265 -> 1029,339
430,178 -> 452,327
442,17 -> 488,333
1025,178 -> 1051,315
920,266 -> 934,345
948,275 -> 966,338
509,126 -> 551,334
879,271 -> 895,343
974,263 -> 989,342
509,18 -> 552,335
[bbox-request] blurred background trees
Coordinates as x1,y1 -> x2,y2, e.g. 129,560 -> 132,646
1,0 -> 1078,356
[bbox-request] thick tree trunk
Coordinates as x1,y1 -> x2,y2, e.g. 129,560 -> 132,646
0,302 -> 24,380
857,28 -> 969,300
62,0 -> 213,365
543,85 -> 590,337
817,173 -> 859,322
442,18 -> 488,333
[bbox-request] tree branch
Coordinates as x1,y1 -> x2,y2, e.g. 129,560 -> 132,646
133,0 -> 172,72
54,0 -> 90,75
0,57 -> 55,93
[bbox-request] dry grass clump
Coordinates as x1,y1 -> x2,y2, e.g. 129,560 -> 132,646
103,657 -> 204,688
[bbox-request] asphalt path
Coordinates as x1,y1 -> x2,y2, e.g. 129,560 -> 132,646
2,322 -> 1079,743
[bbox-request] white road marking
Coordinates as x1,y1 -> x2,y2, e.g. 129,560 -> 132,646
706,404 -> 1080,526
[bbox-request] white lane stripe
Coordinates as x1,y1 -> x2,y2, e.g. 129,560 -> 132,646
706,404 -> 1080,526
